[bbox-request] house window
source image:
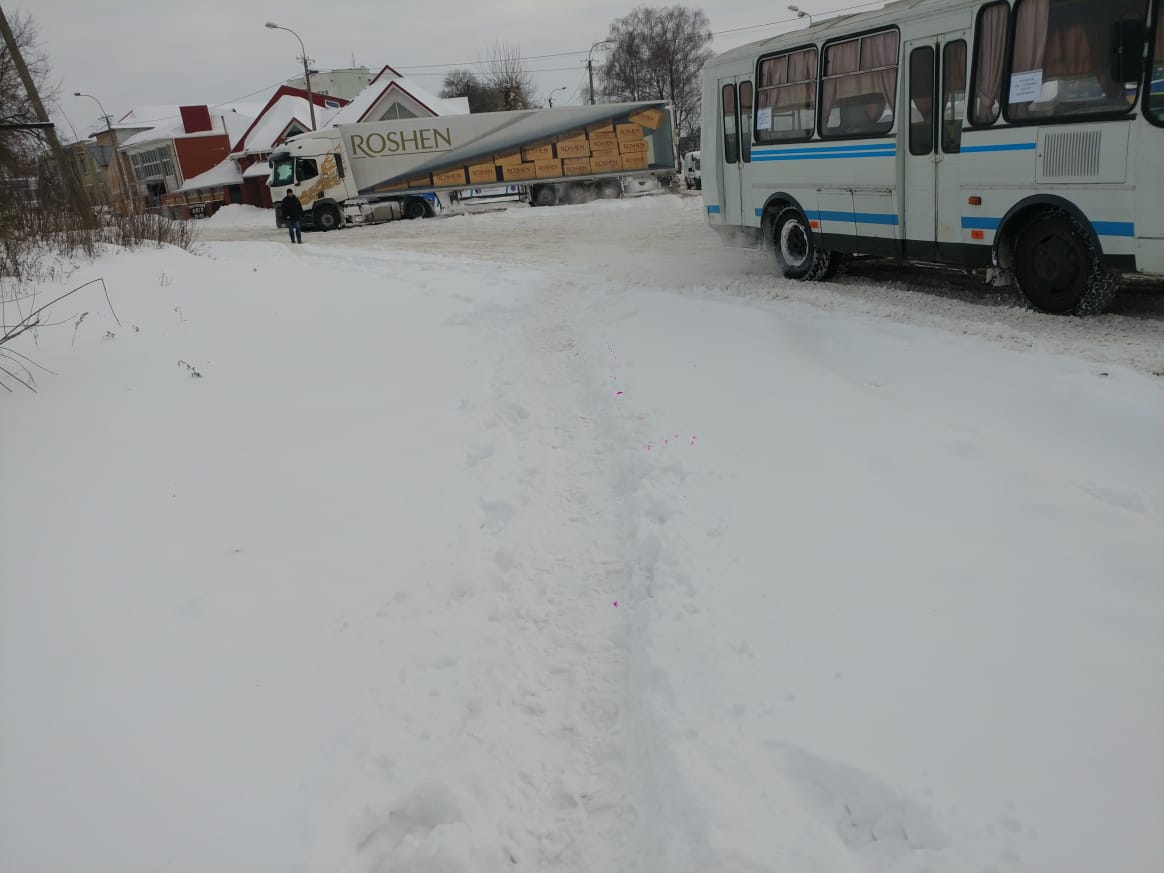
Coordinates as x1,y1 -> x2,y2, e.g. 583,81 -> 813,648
129,145 -> 177,182
1006,0 -> 1149,121
380,101 -> 418,120
756,47 -> 819,142
820,29 -> 900,137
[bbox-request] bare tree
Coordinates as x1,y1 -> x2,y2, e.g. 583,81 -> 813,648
0,10 -> 58,176
482,40 -> 535,111
439,69 -> 501,113
599,5 -> 713,140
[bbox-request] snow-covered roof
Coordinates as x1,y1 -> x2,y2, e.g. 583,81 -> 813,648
120,103 -> 265,150
325,70 -> 470,126
179,158 -> 244,192
231,86 -> 349,155
113,106 -> 181,130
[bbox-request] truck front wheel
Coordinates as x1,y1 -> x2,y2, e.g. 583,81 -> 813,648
403,198 -> 428,220
314,204 -> 341,232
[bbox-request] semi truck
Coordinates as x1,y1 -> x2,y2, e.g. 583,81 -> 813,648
268,100 -> 677,230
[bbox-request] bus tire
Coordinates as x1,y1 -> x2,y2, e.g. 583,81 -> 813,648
314,204 -> 341,232
771,207 -> 833,281
1012,209 -> 1119,315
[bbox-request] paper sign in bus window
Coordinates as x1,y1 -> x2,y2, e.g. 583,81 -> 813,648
757,107 -> 773,129
1009,70 -> 1043,103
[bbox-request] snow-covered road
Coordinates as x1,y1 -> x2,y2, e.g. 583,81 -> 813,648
2,197 -> 1162,873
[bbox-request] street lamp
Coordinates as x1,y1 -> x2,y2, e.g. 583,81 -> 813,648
788,5 -> 814,26
587,39 -> 615,105
265,21 -> 316,130
75,91 -> 132,208
547,86 -> 567,108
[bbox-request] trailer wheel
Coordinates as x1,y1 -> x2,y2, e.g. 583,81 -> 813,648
598,180 -> 622,200
1012,209 -> 1119,314
314,204 -> 341,232
403,198 -> 428,220
770,207 -> 834,281
531,185 -> 558,207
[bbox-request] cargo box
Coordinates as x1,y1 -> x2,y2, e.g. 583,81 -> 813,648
628,107 -> 665,129
502,162 -> 538,182
589,130 -> 619,151
408,174 -> 432,188
620,152 -> 648,171
522,143 -> 555,161
618,139 -> 649,156
432,168 -> 467,186
562,157 -> 593,176
616,123 -> 644,142
556,129 -> 585,143
468,162 -> 499,184
534,158 -> 563,178
493,147 -> 523,165
586,121 -> 615,134
555,139 -> 591,159
591,147 -> 621,161
590,154 -> 623,174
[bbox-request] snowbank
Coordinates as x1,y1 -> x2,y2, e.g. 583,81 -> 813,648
202,203 -> 274,228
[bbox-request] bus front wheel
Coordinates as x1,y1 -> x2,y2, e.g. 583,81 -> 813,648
770,207 -> 834,281
1012,210 -> 1118,315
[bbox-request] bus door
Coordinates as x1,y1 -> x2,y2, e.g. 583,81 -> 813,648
717,77 -> 754,225
903,33 -> 968,259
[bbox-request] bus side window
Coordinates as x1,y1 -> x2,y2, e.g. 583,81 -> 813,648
909,46 -> 936,155
722,83 -> 739,164
970,2 -> 1008,125
942,40 -> 967,152
739,81 -> 754,162
821,29 -> 900,138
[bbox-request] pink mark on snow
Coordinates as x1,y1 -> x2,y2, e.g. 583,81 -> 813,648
613,601 -> 619,607
616,391 -> 623,396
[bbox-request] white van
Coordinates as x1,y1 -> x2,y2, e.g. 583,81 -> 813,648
682,150 -> 701,190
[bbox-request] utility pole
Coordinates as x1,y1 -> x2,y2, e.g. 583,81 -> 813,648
0,5 -> 88,210
587,39 -> 613,105
266,22 -> 317,130
76,92 -> 133,212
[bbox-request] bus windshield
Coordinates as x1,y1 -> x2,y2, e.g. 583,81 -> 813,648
271,158 -> 295,187
1151,1 -> 1164,122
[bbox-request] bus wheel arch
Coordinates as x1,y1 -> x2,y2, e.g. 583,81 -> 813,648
995,197 -> 1119,314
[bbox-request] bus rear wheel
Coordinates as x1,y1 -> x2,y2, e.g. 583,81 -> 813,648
1012,210 -> 1118,314
770,207 -> 834,281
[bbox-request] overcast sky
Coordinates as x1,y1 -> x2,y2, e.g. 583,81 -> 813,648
21,0 -> 881,139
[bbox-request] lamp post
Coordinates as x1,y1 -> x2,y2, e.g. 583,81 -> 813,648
788,5 -> 814,26
587,39 -> 614,105
547,86 -> 567,108
75,91 -> 132,209
265,21 -> 316,130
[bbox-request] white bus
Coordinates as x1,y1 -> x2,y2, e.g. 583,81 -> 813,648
702,0 -> 1164,314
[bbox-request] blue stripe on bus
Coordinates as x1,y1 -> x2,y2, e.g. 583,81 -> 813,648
805,210 -> 899,225
752,142 -> 896,155
962,217 -> 1135,237
960,143 -> 1037,153
706,204 -> 721,214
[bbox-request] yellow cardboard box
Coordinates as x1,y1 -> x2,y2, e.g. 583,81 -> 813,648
618,139 -> 649,156
616,123 -> 644,142
562,157 -> 593,176
555,140 -> 591,159
432,168 -> 467,186
408,174 -> 432,188
468,162 -> 498,184
591,147 -> 621,161
556,129 -> 585,143
591,154 -> 623,174
522,143 -> 555,161
534,158 -> 563,178
628,107 -> 665,129
586,121 -> 615,134
502,162 -> 538,182
620,152 -> 648,171
589,130 -> 619,151
493,147 -> 523,165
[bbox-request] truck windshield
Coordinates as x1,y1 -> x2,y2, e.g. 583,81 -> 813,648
271,159 -> 295,187
1150,1 -> 1164,123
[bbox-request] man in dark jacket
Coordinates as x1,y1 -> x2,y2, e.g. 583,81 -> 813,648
281,189 -> 303,243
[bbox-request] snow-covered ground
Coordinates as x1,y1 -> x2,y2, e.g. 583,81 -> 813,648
2,196 -> 1162,873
